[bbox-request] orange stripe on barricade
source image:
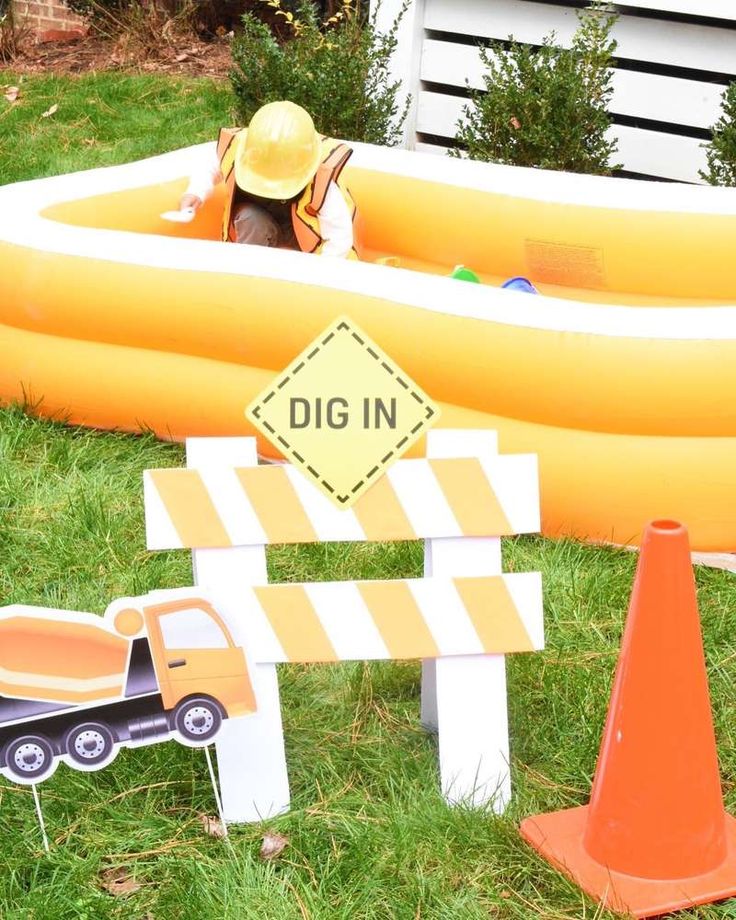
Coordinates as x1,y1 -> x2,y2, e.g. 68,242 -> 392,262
148,469 -> 231,548
453,576 -> 534,652
357,581 -> 440,659
235,466 -> 319,544
253,585 -> 337,662
146,456 -> 534,547
430,458 -> 514,535
352,474 -> 416,541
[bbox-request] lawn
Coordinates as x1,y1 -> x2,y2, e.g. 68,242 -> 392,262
0,71 -> 233,184
2,71 -> 736,919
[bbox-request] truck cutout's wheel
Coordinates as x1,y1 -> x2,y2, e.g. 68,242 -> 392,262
65,723 -> 115,768
173,698 -> 223,744
5,735 -> 55,782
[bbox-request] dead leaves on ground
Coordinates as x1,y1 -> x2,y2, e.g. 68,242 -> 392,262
197,814 -> 289,859
96,822 -> 288,903
2,85 -> 60,120
260,831 -> 289,861
198,813 -> 227,839
99,866 -> 142,898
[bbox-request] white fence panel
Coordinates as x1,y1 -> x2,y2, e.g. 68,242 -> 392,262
375,0 -> 734,182
421,40 -> 725,131
423,0 -> 736,75
614,125 -> 707,181
615,0 -> 736,19
417,91 -> 709,182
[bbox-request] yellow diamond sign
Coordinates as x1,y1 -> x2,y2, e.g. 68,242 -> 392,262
245,316 -> 440,508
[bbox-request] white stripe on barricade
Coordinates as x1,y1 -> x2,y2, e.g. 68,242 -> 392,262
408,578 -> 485,657
305,581 -> 391,661
386,460 -> 462,538
283,465 -> 366,543
199,466 -> 269,547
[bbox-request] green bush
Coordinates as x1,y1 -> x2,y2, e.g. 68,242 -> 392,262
0,0 -> 24,62
64,0 -> 195,44
64,0 -> 241,41
453,4 -> 620,175
229,0 -> 409,145
701,82 -> 736,186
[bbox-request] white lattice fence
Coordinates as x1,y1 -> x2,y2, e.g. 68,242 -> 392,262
372,0 -> 736,182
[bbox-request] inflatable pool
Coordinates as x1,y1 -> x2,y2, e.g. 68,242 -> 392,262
1,142 -> 735,550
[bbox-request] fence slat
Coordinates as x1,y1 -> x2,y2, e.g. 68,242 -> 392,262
421,39 -> 725,130
416,91 -> 708,181
424,0 -> 736,75
614,124 -> 707,181
615,0 -> 736,20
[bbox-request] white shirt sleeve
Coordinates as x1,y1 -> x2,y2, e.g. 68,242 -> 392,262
318,181 -> 355,258
185,143 -> 223,202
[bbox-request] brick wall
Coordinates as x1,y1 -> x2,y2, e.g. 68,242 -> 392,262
12,0 -> 87,39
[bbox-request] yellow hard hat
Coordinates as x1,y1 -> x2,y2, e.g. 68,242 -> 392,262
234,101 -> 321,200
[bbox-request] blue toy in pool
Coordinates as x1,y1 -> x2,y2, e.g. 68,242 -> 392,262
502,276 -> 539,294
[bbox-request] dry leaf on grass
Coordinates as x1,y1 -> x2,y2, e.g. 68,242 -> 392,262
41,104 -> 58,118
99,866 -> 142,897
3,86 -> 20,103
260,832 -> 289,860
199,813 -> 227,839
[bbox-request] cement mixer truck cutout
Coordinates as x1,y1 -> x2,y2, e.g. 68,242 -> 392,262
0,592 -> 256,784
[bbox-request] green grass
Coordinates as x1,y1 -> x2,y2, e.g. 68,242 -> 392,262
2,406 -> 736,919
0,71 -> 235,184
2,71 -> 736,918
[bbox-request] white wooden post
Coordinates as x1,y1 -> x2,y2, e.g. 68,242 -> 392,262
370,0 -> 426,148
423,429 -> 511,811
186,437 -> 290,823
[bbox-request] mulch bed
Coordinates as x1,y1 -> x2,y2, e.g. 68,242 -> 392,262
8,32 -> 233,77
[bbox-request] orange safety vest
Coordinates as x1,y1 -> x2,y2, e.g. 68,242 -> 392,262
217,127 -> 359,259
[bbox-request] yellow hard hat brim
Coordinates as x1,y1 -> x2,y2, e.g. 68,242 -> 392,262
233,131 -> 322,200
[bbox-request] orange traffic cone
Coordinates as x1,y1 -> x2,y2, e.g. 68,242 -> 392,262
520,520 -> 736,917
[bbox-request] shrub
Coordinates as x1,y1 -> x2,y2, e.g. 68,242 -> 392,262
64,0 -> 197,47
0,0 -> 26,62
701,82 -> 736,186
65,0 -> 237,45
453,4 -> 620,175
229,0 -> 409,145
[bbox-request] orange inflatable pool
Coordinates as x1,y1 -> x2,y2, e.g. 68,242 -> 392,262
1,142 -> 735,550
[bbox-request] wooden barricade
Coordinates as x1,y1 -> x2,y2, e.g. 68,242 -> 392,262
143,430 -> 543,822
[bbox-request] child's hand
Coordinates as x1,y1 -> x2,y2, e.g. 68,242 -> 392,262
179,194 -> 202,211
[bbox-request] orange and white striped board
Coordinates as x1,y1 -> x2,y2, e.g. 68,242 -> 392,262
144,452 -> 540,549
243,573 -> 544,664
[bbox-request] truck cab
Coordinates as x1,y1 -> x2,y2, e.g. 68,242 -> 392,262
142,597 -> 255,722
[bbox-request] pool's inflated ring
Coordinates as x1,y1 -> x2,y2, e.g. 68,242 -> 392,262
1,143 -> 735,549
